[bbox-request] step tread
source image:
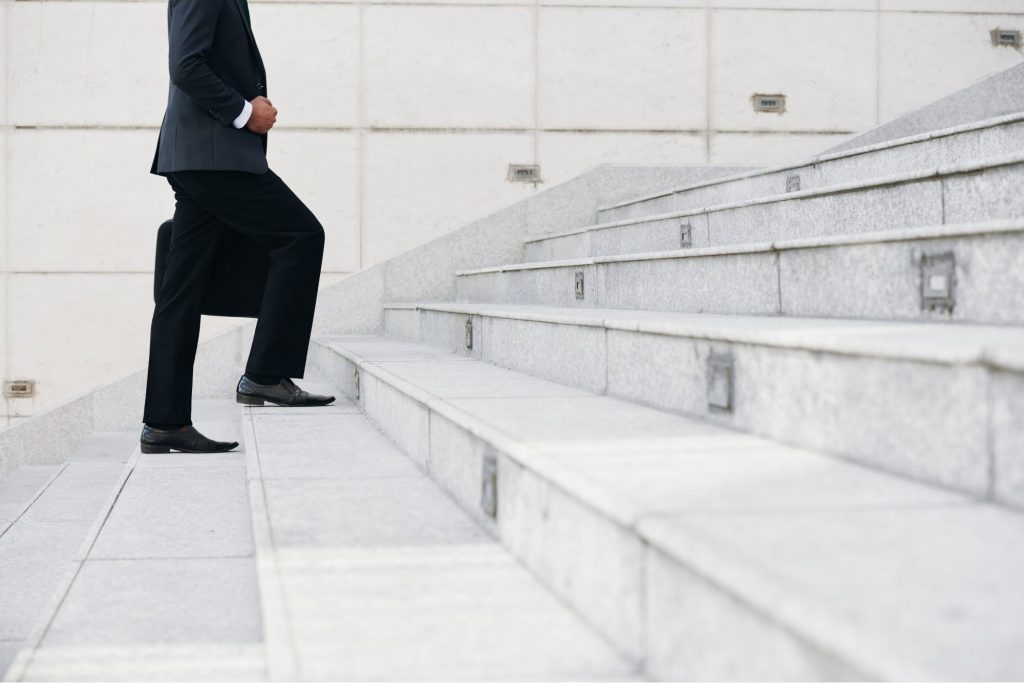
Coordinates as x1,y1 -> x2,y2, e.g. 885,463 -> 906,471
318,334 -> 1024,680
385,302 -> 1024,369
458,218 -> 1024,275
240,372 -> 635,681
596,111 -> 1024,213
5,400 -> 264,682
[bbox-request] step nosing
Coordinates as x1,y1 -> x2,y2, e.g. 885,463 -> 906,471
596,112 -> 1024,213
382,306 -> 1024,369
458,219 -> 1024,275
531,153 -> 1024,244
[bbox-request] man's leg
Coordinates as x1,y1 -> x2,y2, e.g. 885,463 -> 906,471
167,169 -> 326,379
143,177 -> 227,425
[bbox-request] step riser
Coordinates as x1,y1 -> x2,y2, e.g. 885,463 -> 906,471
312,341 -> 879,679
459,231 -> 1024,326
529,162 -> 1024,262
383,309 -> 1022,505
598,119 -> 1024,224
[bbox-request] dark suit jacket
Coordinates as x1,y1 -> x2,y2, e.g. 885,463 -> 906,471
151,0 -> 269,175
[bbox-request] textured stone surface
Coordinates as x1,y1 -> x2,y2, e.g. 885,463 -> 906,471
606,329 -> 992,495
598,251 -> 779,315
780,230 -> 1024,324
645,547 -> 865,681
592,217 -> 706,257
382,307 -> 419,342
42,558 -> 262,646
17,463 -> 124,525
243,376 -> 633,680
992,370 -> 1024,509
943,161 -> 1024,225
418,309 -> 483,359
641,504 -> 1024,680
498,459 -> 646,660
481,317 -> 607,393
88,466 -> 253,560
371,358 -> 586,400
710,179 -> 946,245
361,374 -> 431,470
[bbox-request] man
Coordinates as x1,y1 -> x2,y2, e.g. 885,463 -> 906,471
141,0 -> 335,455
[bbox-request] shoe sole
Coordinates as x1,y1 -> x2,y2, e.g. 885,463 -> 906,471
140,443 -> 238,454
236,392 -> 336,408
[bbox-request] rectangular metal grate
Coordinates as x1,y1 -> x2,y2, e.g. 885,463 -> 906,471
752,94 -> 786,114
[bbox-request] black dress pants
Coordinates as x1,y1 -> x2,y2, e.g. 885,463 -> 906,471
143,169 -> 325,425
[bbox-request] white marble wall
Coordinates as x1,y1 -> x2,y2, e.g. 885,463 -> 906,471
0,0 -> 1022,419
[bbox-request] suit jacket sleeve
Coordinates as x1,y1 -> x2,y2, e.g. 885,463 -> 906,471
167,0 -> 247,127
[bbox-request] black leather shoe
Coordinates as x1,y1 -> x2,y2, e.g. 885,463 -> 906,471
140,424 -> 238,454
236,376 -> 336,407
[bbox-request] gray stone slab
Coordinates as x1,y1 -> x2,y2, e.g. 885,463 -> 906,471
17,463 -> 124,525
501,264 -> 599,308
418,310 -> 484,359
0,640 -> 23,680
250,412 -> 419,480
67,432 -> 137,465
943,162 -> 1024,225
263,476 -> 488,549
992,370 -> 1024,509
598,251 -> 779,315
325,335 -> 472,363
20,643 -> 265,682
446,395 -> 719,454
370,358 -> 588,400
606,329 -> 992,496
0,557 -> 75,640
40,558 -> 262,647
360,373 -> 431,470
498,458 -> 647,661
382,307 -> 420,342
480,317 -> 607,393
711,180 -> 946,246
593,216 -> 709,257
279,544 -> 633,681
0,465 -> 58,504
640,504 -> 1024,680
550,437 -> 967,517
780,230 -> 1024,324
136,450 -> 247,469
89,466 -> 253,559
645,546 -> 863,681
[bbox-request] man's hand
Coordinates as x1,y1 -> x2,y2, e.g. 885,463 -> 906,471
246,96 -> 277,134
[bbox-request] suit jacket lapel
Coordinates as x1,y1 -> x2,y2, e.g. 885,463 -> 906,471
229,0 -> 266,75
230,0 -> 257,47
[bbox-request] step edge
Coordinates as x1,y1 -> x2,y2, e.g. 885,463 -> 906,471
380,305 -> 1024,371
239,406 -> 300,682
529,152 -> 1024,245
457,218 -> 1024,276
596,111 -> 1024,213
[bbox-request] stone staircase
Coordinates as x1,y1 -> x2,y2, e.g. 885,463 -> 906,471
2,88 -> 1024,680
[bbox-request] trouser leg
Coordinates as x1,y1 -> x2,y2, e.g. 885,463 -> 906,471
167,169 -> 326,379
142,178 -> 226,424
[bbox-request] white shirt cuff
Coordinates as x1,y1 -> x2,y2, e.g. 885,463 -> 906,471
232,100 -> 253,129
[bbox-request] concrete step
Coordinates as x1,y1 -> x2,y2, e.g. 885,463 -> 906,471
311,334 -> 1024,680
240,377 -> 634,681
527,152 -> 1024,262
4,401 -> 264,682
381,303 -> 1024,507
458,220 -> 1024,326
0,432 -> 138,679
597,112 -> 1024,224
